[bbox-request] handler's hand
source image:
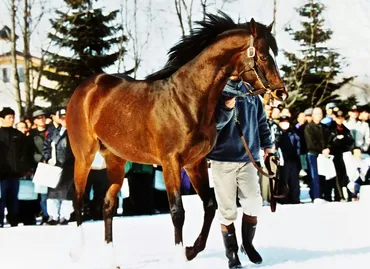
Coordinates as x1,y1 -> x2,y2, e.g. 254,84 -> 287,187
322,148 -> 330,157
264,147 -> 276,160
225,97 -> 236,109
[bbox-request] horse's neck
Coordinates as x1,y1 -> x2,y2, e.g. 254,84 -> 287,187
172,33 -> 249,122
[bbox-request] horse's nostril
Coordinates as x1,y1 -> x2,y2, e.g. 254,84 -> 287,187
275,89 -> 288,101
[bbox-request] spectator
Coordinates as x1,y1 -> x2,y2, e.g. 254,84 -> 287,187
0,107 -> 32,227
327,108 -> 354,201
46,111 -> 60,136
346,147 -> 370,201
83,153 -> 108,220
344,105 -> 370,152
16,121 -> 29,136
23,117 -> 33,130
42,108 -> 74,225
126,163 -> 154,215
29,110 -> 49,224
304,108 -> 313,124
296,108 -> 313,191
321,102 -> 337,127
276,115 -> 301,204
280,107 -> 291,118
295,112 -> 306,129
358,106 -> 370,154
304,107 -> 331,204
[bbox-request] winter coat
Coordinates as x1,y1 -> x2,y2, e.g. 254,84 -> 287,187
207,80 -> 273,162
42,127 -> 74,200
327,124 -> 354,155
28,128 -> 47,165
276,128 -> 301,161
344,119 -> 370,152
0,127 -> 32,179
304,122 -> 331,154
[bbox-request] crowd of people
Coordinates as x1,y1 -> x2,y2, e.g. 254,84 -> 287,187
0,98 -> 370,230
263,102 -> 370,205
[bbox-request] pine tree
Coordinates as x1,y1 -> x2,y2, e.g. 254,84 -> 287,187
39,0 -> 127,107
281,0 -> 353,111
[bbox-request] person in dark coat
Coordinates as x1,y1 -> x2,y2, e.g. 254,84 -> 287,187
304,107 -> 331,203
296,108 -> 313,195
0,107 -> 31,227
45,111 -> 59,137
327,108 -> 354,201
276,115 -> 301,204
42,108 -> 74,225
27,109 -> 49,224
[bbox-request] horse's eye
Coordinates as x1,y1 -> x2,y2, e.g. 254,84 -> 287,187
260,54 -> 268,61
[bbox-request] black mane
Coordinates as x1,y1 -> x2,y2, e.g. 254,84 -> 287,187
146,11 -> 278,81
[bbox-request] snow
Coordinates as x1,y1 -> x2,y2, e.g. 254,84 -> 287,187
0,195 -> 369,269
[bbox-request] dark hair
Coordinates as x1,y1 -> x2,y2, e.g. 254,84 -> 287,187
0,107 -> 15,118
352,147 -> 362,153
15,121 -> 27,128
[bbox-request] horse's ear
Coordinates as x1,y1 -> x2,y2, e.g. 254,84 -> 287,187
267,21 -> 274,33
249,18 -> 258,38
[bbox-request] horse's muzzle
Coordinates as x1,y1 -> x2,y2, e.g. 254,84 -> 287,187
272,88 -> 288,101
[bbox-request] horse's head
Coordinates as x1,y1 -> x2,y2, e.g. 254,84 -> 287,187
234,18 -> 288,106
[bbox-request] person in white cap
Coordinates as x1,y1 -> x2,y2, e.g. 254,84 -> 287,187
321,102 -> 337,127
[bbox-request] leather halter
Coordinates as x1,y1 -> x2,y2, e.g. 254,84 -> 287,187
237,36 -> 285,103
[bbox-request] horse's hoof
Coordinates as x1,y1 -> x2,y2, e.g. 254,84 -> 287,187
185,246 -> 198,261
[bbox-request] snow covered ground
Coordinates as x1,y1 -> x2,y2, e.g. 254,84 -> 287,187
1,195 -> 369,269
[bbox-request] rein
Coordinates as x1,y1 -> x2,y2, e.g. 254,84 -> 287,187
232,108 -> 275,179
232,107 -> 286,212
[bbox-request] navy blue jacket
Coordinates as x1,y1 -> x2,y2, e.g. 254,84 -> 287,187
207,80 -> 273,162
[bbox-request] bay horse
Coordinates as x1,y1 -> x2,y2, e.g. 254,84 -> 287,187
66,12 -> 287,268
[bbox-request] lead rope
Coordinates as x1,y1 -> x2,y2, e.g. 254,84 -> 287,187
232,105 -> 274,179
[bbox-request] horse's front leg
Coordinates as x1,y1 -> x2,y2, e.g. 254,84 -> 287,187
184,158 -> 217,260
162,160 -> 186,258
104,154 -> 126,269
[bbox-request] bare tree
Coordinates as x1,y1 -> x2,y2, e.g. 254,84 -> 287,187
174,0 -> 186,37
10,0 -> 22,116
22,0 -> 31,115
174,0 -> 195,37
181,0 -> 194,31
272,0 -> 277,36
120,0 -> 153,77
220,0 -> 238,9
200,0 -> 208,20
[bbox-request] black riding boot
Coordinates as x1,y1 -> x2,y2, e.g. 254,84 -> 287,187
221,224 -> 242,269
240,214 -> 262,264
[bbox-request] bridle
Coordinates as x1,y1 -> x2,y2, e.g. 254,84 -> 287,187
237,36 -> 286,104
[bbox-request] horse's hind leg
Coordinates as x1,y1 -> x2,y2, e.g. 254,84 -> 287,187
69,145 -> 97,262
184,158 -> 216,260
103,152 -> 126,269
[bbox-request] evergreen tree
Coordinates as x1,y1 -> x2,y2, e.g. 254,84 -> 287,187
281,0 -> 353,112
39,0 -> 127,107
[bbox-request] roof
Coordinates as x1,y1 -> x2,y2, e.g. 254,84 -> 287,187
0,50 -> 41,64
0,26 -> 18,41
